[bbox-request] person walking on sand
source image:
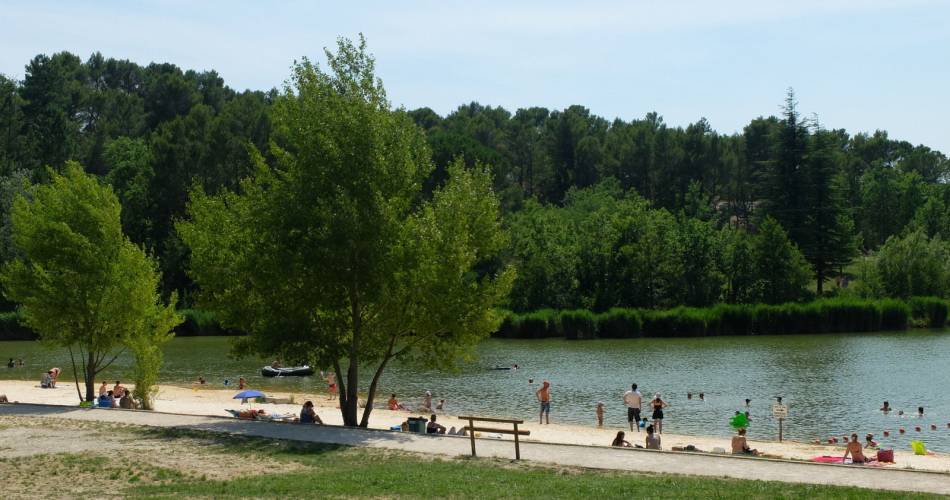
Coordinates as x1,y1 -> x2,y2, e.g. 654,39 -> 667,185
623,383 -> 643,432
536,380 -> 551,424
650,393 -> 668,434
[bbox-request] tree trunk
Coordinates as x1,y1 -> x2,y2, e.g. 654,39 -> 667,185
360,347 -> 395,427
816,267 -> 825,295
342,358 -> 359,427
84,351 -> 96,402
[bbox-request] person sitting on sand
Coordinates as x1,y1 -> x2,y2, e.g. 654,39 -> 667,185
98,381 -> 108,397
611,431 -> 632,448
388,394 -> 407,411
41,370 -> 53,389
865,434 -> 877,449
880,401 -> 891,412
645,425 -> 661,450
113,381 -> 126,399
843,433 -> 869,463
436,399 -> 445,410
426,414 -> 446,434
50,367 -> 61,387
97,390 -> 115,408
731,428 -> 758,455
238,377 -> 247,390
299,401 -> 323,424
119,390 -> 134,409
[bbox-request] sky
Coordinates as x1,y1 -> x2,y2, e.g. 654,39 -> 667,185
2,0 -> 949,152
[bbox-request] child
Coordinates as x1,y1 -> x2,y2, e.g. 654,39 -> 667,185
596,402 -> 605,427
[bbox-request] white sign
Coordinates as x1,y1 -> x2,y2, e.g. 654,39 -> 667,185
772,403 -> 788,419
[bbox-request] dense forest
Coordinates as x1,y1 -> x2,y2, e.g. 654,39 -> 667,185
2,51 -> 949,316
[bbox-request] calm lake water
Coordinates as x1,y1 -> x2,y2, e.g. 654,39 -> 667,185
3,332 -> 950,451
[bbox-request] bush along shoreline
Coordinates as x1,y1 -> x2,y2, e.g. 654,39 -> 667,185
494,297 -> 949,339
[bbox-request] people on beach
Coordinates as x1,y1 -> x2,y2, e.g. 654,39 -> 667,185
427,414 -> 446,434
881,401 -> 891,412
645,425 -> 661,450
238,377 -> 247,390
326,372 -> 337,400
865,434 -> 877,448
596,402 -> 605,427
40,370 -> 53,388
436,399 -> 445,410
119,390 -> 134,409
197,376 -> 206,385
50,368 -> 61,387
388,393 -> 407,411
6,358 -> 13,368
98,381 -> 108,397
650,393 -> 668,434
731,428 -> 758,455
239,408 -> 266,420
623,383 -> 643,432
0,394 -> 8,403
98,390 -> 115,408
299,401 -> 323,424
113,381 -> 126,399
611,431 -> 632,448
536,380 -> 551,424
843,433 -> 869,463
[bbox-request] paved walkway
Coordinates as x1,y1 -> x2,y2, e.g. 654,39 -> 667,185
2,404 -> 949,495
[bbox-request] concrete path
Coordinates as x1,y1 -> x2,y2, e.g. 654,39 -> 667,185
2,404 -> 948,495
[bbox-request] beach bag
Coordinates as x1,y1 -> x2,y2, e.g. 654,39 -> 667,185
876,449 -> 894,463
910,441 -> 927,456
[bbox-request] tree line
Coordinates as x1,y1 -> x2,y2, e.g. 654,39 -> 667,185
1,50 -> 950,315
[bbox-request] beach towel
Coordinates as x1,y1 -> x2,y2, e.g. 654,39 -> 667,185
812,455 -> 844,463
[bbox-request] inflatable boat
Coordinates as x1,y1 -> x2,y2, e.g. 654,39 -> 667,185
260,365 -> 314,377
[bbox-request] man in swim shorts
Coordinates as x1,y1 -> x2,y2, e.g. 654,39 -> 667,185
623,383 -> 643,432
536,380 -> 551,424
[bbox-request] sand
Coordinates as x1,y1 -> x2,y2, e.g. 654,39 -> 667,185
2,379 -> 949,473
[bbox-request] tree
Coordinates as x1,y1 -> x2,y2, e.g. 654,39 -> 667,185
0,162 -> 179,402
800,126 -> 857,293
751,217 -> 811,304
763,89 -> 808,247
178,37 -> 513,427
874,230 -> 950,298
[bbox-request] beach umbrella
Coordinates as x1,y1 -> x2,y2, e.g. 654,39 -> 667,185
233,390 -> 265,400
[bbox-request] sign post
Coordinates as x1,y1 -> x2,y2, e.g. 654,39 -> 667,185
772,398 -> 788,442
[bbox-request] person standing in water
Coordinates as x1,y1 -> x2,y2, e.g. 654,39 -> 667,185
536,380 -> 551,424
623,383 -> 643,432
650,393 -> 668,434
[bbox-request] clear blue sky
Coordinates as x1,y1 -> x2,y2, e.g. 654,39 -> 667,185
3,0 -> 948,152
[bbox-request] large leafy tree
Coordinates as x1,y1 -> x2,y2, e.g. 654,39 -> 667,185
0,163 -> 180,402
178,37 -> 513,427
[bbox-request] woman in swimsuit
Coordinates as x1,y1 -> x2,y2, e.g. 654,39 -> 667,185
651,393 -> 668,434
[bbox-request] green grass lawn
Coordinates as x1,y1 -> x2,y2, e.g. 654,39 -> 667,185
123,429 -> 938,499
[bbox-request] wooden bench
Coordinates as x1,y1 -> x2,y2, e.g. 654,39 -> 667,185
458,415 -> 530,460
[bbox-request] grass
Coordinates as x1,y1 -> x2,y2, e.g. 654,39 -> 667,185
121,428 -> 935,499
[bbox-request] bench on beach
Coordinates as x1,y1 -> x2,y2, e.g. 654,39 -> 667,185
459,415 -> 530,460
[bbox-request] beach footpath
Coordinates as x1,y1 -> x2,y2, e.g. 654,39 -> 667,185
1,402 -> 949,495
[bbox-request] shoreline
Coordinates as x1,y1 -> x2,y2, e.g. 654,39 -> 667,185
1,380 -> 948,473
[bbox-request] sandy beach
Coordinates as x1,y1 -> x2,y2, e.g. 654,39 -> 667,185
2,379 -> 948,474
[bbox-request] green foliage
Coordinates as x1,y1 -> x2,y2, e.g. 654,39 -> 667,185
874,230 -> 950,298
178,37 -> 513,427
907,297 -> 948,328
751,217 -> 812,304
0,163 -> 179,401
496,297 -> 915,339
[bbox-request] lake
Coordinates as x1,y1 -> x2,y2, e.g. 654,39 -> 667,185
2,331 -> 949,451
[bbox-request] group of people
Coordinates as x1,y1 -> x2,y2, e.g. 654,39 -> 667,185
6,358 -> 24,368
880,401 -> 928,418
97,380 -> 135,409
40,367 -> 61,388
387,391 -> 446,413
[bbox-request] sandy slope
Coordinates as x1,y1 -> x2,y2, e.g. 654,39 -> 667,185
2,379 -> 948,473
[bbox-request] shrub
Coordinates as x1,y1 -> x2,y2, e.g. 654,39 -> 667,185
558,310 -> 597,340
596,309 -> 643,338
908,297 -> 949,328
175,309 -> 230,336
0,310 -> 36,340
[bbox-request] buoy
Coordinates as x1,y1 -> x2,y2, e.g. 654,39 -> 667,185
883,431 -> 890,437
915,426 -> 921,432
827,437 -> 835,444
899,427 -> 906,434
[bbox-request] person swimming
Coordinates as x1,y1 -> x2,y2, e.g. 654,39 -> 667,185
881,401 -> 891,412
